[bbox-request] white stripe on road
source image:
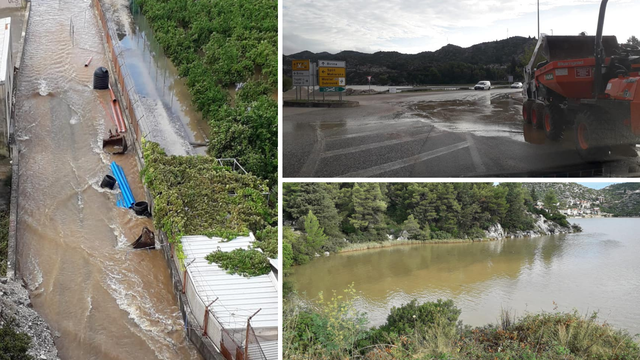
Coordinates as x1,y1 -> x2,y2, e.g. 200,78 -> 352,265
297,126 -> 325,177
321,132 -> 433,158
325,123 -> 429,141
338,141 -> 470,177
465,133 -> 486,174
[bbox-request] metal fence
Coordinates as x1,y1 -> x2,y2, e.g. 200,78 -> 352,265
170,243 -> 272,360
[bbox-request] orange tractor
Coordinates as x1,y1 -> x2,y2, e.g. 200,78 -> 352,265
522,0 -> 640,160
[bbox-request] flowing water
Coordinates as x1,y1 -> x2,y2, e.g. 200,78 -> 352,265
289,218 -> 640,335
14,0 -> 200,358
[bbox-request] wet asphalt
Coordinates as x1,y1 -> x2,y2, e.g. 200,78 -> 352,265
283,88 -> 640,178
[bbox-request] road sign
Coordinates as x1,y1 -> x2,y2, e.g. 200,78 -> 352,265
319,67 -> 345,77
318,60 -> 345,68
293,71 -> 310,76
293,76 -> 311,86
320,87 -> 346,92
319,77 -> 346,87
292,60 -> 310,71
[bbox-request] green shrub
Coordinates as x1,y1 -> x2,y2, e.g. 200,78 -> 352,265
205,248 -> 271,277
0,318 -> 33,360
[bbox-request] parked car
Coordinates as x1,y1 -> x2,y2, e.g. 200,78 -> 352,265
474,81 -> 491,90
511,82 -> 523,88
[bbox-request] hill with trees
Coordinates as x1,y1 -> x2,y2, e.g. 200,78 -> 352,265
283,183 -> 578,268
283,36 -> 537,85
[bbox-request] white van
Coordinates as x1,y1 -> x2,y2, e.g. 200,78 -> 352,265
474,81 -> 491,90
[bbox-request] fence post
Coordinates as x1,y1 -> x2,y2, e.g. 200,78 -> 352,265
182,258 -> 196,294
202,298 -> 218,337
245,309 -> 262,359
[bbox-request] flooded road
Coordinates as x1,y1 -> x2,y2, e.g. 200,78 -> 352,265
283,89 -> 640,177
14,0 -> 200,358
289,218 -> 640,335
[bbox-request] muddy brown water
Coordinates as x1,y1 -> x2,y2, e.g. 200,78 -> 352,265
289,218 -> 640,335
14,0 -> 200,359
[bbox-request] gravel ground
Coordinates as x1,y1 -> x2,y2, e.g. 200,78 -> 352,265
0,279 -> 59,360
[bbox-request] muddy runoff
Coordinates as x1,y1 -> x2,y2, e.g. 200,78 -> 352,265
14,0 -> 200,359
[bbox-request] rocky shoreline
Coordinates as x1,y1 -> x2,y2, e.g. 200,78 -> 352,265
0,279 -> 59,360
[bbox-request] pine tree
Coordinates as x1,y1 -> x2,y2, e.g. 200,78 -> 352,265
284,183 -> 341,235
349,183 -> 387,234
304,210 -> 327,255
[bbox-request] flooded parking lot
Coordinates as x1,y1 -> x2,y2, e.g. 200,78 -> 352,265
283,88 -> 640,177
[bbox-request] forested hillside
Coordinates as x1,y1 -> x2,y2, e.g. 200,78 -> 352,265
283,36 -> 537,85
601,183 -> 640,217
283,183 -> 575,268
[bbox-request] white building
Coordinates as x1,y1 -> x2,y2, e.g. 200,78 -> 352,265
0,17 -> 12,156
179,234 -> 278,360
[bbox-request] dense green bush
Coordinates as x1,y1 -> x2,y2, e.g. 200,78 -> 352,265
0,318 -> 32,360
285,291 -> 640,360
205,248 -> 271,277
136,0 -> 277,185
141,141 -> 275,261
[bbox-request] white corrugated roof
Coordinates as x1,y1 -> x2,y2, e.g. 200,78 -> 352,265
0,17 -> 10,83
181,235 -> 279,330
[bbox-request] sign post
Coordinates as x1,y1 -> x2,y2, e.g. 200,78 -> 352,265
367,76 -> 372,91
318,60 -> 347,102
292,60 -> 311,102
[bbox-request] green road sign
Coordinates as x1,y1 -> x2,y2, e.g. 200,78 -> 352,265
319,87 -> 346,92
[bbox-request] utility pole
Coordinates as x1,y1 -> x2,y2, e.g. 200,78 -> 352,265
537,0 -> 540,39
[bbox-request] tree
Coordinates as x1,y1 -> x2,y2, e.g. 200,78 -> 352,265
499,183 -> 533,231
627,36 -> 639,46
284,183 -> 341,236
282,229 -> 294,270
0,319 -> 32,360
304,210 -> 327,255
401,215 -> 426,240
348,183 -> 387,234
544,190 -> 559,214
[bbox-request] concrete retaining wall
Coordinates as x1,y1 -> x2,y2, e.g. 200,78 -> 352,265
5,0 -> 30,281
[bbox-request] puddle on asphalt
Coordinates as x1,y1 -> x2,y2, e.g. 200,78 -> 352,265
407,91 -> 525,141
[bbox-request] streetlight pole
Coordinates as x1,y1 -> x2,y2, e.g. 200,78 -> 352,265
537,0 -> 540,39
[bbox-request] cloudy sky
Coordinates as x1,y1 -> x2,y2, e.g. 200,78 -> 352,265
283,0 -> 639,55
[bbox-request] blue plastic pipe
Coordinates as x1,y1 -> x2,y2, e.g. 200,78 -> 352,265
110,161 -> 135,208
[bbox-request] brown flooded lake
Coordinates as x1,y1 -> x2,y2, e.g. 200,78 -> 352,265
289,218 -> 640,335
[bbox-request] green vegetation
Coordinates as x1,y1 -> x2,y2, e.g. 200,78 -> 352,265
283,183 -> 573,267
285,290 -> 640,360
0,318 -> 32,360
0,210 -> 8,276
205,248 -> 271,278
141,141 -> 275,263
135,0 -> 277,185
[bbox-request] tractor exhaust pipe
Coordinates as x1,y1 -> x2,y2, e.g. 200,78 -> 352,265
594,0 -> 608,99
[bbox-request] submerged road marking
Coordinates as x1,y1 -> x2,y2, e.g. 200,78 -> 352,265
338,141 -> 469,177
465,133 -> 486,174
321,132 -> 432,158
298,125 -> 325,177
324,123 -> 429,141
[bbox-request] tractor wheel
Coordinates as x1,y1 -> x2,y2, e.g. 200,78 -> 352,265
543,105 -> 565,141
574,111 -> 612,162
522,101 -> 534,124
531,103 -> 545,129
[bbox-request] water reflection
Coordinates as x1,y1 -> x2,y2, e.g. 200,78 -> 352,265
289,219 -> 640,333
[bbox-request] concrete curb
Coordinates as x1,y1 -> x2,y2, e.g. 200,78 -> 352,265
6,0 -> 32,281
